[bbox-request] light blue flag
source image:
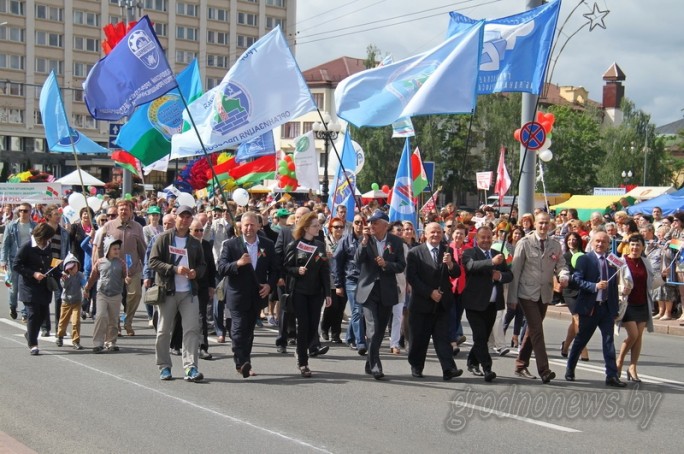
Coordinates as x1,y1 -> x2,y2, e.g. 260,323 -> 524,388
171,26 -> 316,158
39,71 -> 109,154
334,21 -> 483,128
327,132 -> 357,222
447,0 -> 561,95
83,16 -> 177,120
235,131 -> 276,163
389,139 -> 416,225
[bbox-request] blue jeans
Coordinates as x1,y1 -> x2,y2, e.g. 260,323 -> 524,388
345,281 -> 366,349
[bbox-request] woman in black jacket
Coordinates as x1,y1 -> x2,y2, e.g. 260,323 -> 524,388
13,223 -> 57,355
284,212 -> 331,377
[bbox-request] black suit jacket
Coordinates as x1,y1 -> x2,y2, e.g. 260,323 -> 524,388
217,236 -> 278,312
354,233 -> 406,306
572,252 -> 619,318
406,243 -> 460,314
461,248 -> 513,311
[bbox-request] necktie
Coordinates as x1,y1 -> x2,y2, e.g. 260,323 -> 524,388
484,250 -> 491,260
540,239 -> 545,254
599,256 -> 608,300
432,247 -> 439,264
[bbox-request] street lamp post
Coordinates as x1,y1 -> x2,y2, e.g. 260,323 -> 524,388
642,145 -> 649,186
313,112 -> 341,202
621,170 -> 633,185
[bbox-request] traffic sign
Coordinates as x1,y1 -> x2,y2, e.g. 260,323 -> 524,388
109,123 -> 123,148
519,121 -> 546,151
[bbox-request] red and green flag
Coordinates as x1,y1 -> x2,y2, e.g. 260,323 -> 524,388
411,147 -> 429,194
229,154 -> 276,186
112,150 -> 140,177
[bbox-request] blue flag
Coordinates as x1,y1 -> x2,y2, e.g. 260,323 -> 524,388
328,132 -> 357,222
389,139 -> 416,225
235,131 -> 276,163
39,71 -> 109,154
83,15 -> 178,120
447,0 -> 560,95
334,21 -> 483,128
114,59 -> 203,166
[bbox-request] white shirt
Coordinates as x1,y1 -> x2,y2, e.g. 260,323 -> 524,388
173,236 -> 191,293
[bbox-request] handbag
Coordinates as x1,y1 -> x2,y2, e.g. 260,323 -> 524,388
145,284 -> 166,305
45,276 -> 59,292
279,277 -> 296,313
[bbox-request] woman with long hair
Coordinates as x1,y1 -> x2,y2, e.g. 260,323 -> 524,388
617,234 -> 655,382
320,216 -> 346,343
560,232 -> 589,361
284,212 -> 332,377
402,221 -> 419,248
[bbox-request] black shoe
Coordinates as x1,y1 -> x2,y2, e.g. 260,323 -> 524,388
93,346 -> 105,354
565,369 -> 575,381
239,362 -> 252,378
411,367 -> 424,378
484,370 -> 497,382
443,368 -> 463,381
364,362 -> 372,375
452,347 -> 460,357
287,339 -> 297,346
605,376 -> 627,387
357,347 -> 367,356
41,329 -> 50,337
56,337 -> 63,347
9,308 -> 17,320
276,345 -> 287,354
541,371 -> 556,384
372,371 -> 385,380
468,364 -> 484,376
309,345 -> 329,357
560,341 -> 568,358
331,337 -> 343,344
200,349 -> 213,360
108,345 -> 120,352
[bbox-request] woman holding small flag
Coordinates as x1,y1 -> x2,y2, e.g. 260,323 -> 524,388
284,212 -> 332,377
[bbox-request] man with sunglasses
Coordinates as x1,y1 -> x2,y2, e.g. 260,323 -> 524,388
1,203 -> 36,320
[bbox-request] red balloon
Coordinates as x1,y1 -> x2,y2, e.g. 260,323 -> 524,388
381,185 -> 390,194
540,121 -> 553,133
387,188 -> 393,203
287,162 -> 295,171
513,128 -> 521,141
544,112 -> 555,124
291,181 -> 299,191
284,154 -> 293,163
536,111 -> 545,123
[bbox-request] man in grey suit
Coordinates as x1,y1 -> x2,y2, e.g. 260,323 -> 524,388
354,209 -> 406,380
462,226 -> 513,382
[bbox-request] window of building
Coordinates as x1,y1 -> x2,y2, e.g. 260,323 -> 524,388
153,22 -> 167,37
144,0 -> 167,12
302,122 -> 314,134
73,10 -> 100,27
10,136 -> 22,151
206,77 -> 221,90
176,26 -> 198,41
207,7 -> 228,21
266,16 -> 283,29
73,114 -> 97,130
36,31 -> 64,48
2,81 -> 24,96
312,93 -> 324,109
109,14 -> 121,24
73,36 -> 99,52
0,108 -> 24,124
73,89 -> 84,102
266,0 -> 285,7
35,58 -> 63,75
207,30 -> 228,45
207,55 -> 228,68
281,122 -> 300,139
0,54 -> 25,70
176,2 -> 198,16
74,62 -> 95,78
35,4 -> 63,21
175,50 -> 196,64
0,0 -> 25,15
236,35 -> 256,48
237,12 -> 258,27
0,26 -> 25,42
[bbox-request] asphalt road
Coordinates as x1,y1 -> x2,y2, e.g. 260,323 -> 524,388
1,293 -> 682,454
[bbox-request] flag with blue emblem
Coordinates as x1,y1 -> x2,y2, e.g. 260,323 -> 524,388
235,131 -> 276,163
334,21 -> 483,128
389,139 -> 416,225
447,0 -> 560,95
39,71 -> 109,154
327,131 -> 357,222
83,15 -> 178,120
171,26 -> 316,159
114,59 -> 202,166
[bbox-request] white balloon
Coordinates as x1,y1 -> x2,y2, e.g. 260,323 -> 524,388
87,196 -> 103,212
67,192 -> 88,214
232,188 -> 250,207
539,138 -> 552,151
176,192 -> 196,208
538,150 -> 553,162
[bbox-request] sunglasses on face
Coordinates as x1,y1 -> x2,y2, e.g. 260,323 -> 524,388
331,225 -> 344,230
18,209 -> 29,213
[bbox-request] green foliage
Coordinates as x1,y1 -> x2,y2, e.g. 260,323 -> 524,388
349,124 -> 397,191
475,93 -> 522,182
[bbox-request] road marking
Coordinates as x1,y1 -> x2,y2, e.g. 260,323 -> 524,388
448,401 -> 581,433
0,329 -> 331,454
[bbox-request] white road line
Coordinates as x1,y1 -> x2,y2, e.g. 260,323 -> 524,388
547,358 -> 684,389
0,330 -> 331,454
448,401 -> 581,433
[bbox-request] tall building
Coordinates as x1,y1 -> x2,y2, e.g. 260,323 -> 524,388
0,0 -> 294,185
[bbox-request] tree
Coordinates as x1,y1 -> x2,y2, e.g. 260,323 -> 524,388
349,124 -> 397,192
363,44 -> 381,69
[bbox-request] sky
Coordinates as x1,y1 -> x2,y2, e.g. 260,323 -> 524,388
293,0 -> 684,127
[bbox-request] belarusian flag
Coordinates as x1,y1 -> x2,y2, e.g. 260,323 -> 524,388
411,147 -> 429,194
229,154 -> 276,186
112,150 -> 140,177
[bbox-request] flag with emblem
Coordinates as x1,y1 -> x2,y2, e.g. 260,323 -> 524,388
389,139 -> 416,225
327,132 -> 357,222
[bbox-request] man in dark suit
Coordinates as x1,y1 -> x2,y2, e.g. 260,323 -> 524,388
567,231 -> 626,387
406,222 -> 463,380
354,209 -> 406,380
461,226 -> 513,382
217,212 -> 278,378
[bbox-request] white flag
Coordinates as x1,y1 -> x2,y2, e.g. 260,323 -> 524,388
293,131 -> 319,191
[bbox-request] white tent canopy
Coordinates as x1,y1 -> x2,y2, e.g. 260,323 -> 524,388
56,169 -> 106,186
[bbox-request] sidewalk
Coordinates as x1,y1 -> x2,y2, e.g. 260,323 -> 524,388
545,304 -> 684,336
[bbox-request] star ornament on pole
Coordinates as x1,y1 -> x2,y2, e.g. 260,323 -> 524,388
583,2 -> 609,31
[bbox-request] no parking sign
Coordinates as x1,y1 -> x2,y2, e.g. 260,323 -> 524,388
520,121 -> 546,150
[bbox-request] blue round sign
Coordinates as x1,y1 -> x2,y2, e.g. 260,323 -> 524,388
520,121 -> 546,151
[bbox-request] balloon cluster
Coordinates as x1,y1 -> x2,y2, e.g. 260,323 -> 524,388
513,111 -> 555,162
277,154 -> 299,192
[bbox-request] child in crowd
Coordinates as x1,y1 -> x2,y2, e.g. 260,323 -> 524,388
84,236 -> 130,353
56,253 -> 86,350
